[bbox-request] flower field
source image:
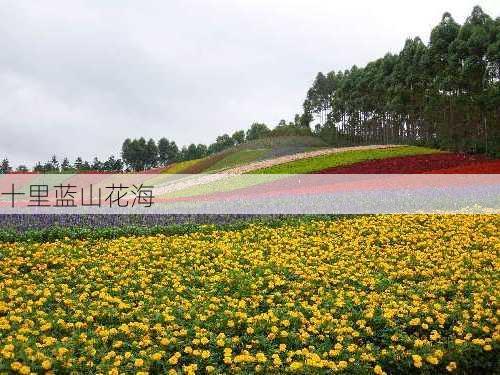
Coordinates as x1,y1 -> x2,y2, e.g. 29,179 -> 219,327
0,215 -> 498,374
317,153 -> 500,174
250,146 -> 438,174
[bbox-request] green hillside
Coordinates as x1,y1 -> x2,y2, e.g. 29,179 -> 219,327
161,136 -> 328,174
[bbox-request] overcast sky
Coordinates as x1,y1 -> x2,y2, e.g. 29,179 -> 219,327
1,0 -> 498,167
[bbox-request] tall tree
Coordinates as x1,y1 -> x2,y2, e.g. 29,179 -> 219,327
49,155 -> 59,172
246,123 -> 271,141
146,139 -> 159,169
232,130 -> 245,145
61,157 -> 72,172
0,158 -> 11,174
74,157 -> 84,171
303,7 -> 499,156
92,157 -> 102,171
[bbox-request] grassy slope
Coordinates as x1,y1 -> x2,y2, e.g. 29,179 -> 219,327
160,136 -> 329,174
204,149 -> 270,172
161,159 -> 203,174
160,150 -> 239,174
251,146 -> 441,174
159,148 -> 238,174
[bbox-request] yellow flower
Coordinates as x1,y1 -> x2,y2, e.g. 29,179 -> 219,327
290,361 -> 303,371
11,362 -> 22,371
426,356 -> 439,365
0,215 -> 497,374
256,352 -> 266,363
151,352 -> 163,361
430,330 -> 440,341
112,340 -> 123,348
57,347 -> 69,356
42,359 -> 52,370
446,362 -> 457,372
169,353 -> 180,365
273,355 -> 282,366
412,354 -> 423,368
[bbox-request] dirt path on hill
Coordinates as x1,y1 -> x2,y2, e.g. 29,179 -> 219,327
223,144 -> 401,173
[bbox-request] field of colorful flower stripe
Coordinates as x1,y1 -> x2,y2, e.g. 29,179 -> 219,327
251,146 -> 438,174
317,153 -> 500,174
0,215 -> 498,374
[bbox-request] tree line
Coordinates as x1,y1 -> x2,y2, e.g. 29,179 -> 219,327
303,6 -> 499,156
0,155 -> 126,174
120,119 -> 310,171
1,119 -> 310,173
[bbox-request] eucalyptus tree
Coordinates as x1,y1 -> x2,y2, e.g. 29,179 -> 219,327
303,6 -> 499,156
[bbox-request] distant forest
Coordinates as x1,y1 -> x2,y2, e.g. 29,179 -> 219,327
305,6 -> 499,156
1,6 -> 498,173
0,121 -> 310,173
